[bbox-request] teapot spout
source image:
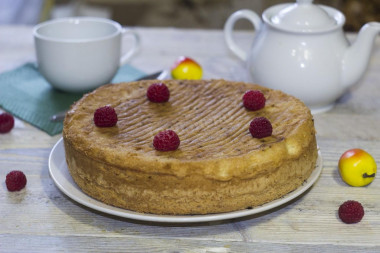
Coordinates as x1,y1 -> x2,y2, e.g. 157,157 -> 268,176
342,22 -> 380,89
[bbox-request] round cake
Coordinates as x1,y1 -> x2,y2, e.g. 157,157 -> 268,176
63,79 -> 318,215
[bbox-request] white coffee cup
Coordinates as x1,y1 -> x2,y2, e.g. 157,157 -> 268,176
33,17 -> 140,93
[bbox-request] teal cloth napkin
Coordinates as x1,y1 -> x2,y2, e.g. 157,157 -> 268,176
0,63 -> 145,135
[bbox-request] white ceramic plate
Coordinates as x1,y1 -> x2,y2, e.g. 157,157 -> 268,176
49,138 -> 323,223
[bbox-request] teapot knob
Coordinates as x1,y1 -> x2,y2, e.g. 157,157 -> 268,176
297,0 -> 313,4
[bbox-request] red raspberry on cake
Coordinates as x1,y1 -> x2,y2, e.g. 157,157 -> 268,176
249,117 -> 272,138
0,112 -> 15,133
338,200 -> 364,224
153,130 -> 180,151
243,90 -> 266,111
147,83 -> 170,103
5,170 -> 27,192
94,106 -> 118,127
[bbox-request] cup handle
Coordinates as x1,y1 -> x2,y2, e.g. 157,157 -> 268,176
224,9 -> 261,61
120,28 -> 140,65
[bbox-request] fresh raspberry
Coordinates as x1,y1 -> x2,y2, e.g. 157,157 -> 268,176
147,83 -> 170,103
0,112 -> 15,133
93,106 -> 118,127
249,117 -> 273,138
338,200 -> 364,224
243,90 -> 266,111
5,170 -> 27,192
153,130 -> 180,151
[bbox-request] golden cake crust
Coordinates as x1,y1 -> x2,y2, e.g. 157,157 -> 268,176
63,79 -> 318,215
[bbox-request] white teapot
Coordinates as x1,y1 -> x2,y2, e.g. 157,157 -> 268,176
224,0 -> 380,113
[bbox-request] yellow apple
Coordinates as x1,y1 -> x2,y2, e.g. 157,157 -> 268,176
338,148 -> 377,187
171,56 -> 202,80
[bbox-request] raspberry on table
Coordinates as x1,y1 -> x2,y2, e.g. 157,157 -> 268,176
243,90 -> 266,111
147,83 -> 170,103
153,130 -> 180,151
0,112 -> 15,133
5,170 -> 27,192
338,200 -> 364,224
93,106 -> 118,127
249,117 -> 273,138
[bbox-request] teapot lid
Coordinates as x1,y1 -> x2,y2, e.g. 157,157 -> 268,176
269,0 -> 338,32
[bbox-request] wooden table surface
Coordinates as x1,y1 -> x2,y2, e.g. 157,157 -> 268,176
0,26 -> 379,253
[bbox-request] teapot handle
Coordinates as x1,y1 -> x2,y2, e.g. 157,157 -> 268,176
224,9 -> 261,61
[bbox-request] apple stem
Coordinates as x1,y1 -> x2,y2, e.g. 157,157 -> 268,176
363,173 -> 376,178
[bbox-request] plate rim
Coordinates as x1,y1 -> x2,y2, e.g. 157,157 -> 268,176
49,137 -> 323,223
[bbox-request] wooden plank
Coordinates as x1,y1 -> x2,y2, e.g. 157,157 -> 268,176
0,234 -> 380,253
